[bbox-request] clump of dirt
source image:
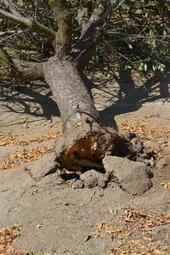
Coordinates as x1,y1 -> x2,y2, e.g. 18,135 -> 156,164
119,131 -> 157,166
58,129 -> 156,183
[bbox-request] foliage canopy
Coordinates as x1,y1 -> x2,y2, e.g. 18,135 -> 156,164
0,0 -> 169,76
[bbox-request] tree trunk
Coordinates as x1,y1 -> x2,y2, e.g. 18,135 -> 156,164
0,0 -> 122,172
44,55 -> 99,130
43,54 -> 120,171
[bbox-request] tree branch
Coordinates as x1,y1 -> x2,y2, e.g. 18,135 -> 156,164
48,0 -> 72,55
76,7 -> 90,36
0,47 -> 45,82
80,1 -> 107,38
2,0 -> 24,17
0,8 -> 56,40
0,47 -> 18,77
71,0 -> 122,71
18,63 -> 45,82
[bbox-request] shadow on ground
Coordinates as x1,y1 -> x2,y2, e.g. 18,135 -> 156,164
0,82 -> 60,121
99,67 -> 170,127
0,67 -> 169,127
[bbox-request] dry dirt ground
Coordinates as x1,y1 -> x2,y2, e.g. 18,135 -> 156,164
0,70 -> 170,255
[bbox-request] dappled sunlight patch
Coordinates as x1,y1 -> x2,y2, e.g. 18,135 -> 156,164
0,146 -> 53,170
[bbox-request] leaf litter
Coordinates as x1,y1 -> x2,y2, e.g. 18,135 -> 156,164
93,208 -> 170,255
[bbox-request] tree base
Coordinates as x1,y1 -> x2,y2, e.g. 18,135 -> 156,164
55,121 -> 121,172
53,127 -> 155,194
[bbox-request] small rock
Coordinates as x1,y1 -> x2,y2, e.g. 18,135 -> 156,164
131,138 -> 144,153
103,156 -> 153,196
144,148 -> 155,156
36,224 -> 42,229
81,172 -> 98,189
158,155 -> 170,168
123,132 -> 137,141
26,152 -> 57,180
98,179 -> 107,188
80,170 -> 109,189
84,235 -> 92,242
140,153 -> 150,160
147,159 -> 155,167
136,157 -> 144,162
72,180 -> 84,189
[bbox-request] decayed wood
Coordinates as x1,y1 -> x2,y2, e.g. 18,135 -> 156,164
55,118 -> 120,171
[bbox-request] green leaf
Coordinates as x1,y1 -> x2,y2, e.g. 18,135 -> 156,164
139,63 -> 143,71
152,65 -> 156,71
144,63 -> 147,72
163,30 -> 167,36
128,43 -> 133,49
158,63 -> 166,72
125,64 -> 131,70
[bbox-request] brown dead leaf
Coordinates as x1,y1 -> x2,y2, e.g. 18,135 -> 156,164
0,131 -> 60,147
0,226 -> 24,255
0,146 -> 53,170
119,120 -> 170,141
123,208 -> 170,228
93,208 -> 170,255
163,182 -> 170,192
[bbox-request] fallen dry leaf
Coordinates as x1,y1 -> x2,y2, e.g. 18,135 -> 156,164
0,131 -> 60,147
119,120 -> 170,141
0,226 -> 24,255
93,208 -> 170,255
163,182 -> 170,192
0,146 -> 53,170
123,208 -> 170,228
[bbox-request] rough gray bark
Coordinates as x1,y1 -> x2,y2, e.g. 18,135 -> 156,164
44,55 -> 99,129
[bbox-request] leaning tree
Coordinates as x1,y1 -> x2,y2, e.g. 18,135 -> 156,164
0,0 -> 129,171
